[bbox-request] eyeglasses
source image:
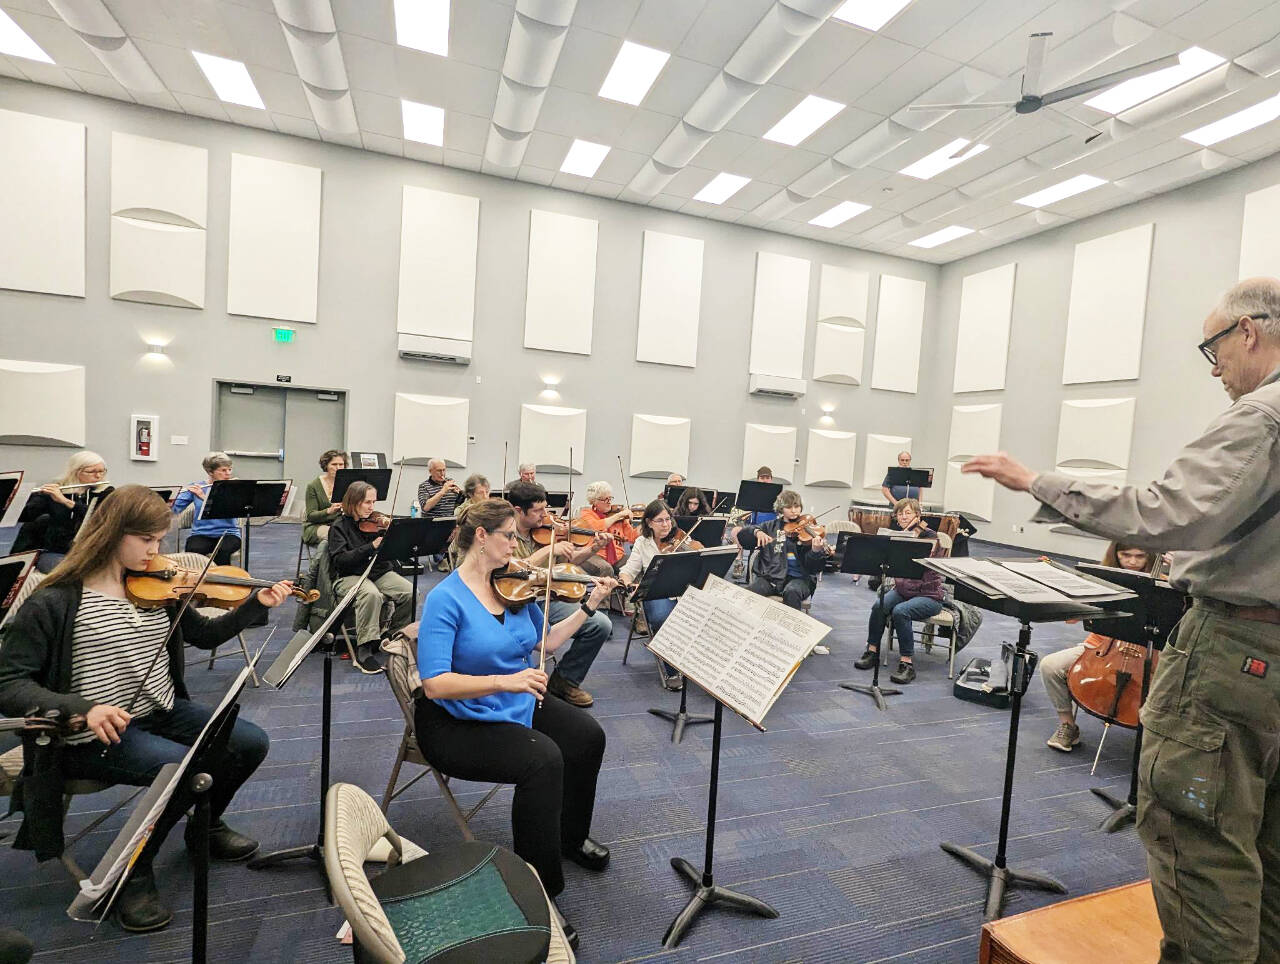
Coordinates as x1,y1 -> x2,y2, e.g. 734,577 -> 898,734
491,529 -> 520,541
1199,314 -> 1268,364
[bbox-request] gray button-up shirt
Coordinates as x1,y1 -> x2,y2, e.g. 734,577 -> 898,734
1029,367 -> 1280,608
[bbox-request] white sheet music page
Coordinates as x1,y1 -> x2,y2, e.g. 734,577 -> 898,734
997,560 -> 1116,597
925,558 -> 1067,604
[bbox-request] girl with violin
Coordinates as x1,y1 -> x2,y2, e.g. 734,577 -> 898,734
853,498 -> 944,684
12,450 -> 112,573
1041,541 -> 1159,753
302,449 -> 346,546
734,489 -> 831,614
416,499 -> 615,946
574,481 -> 640,578
0,485 -> 292,933
171,452 -> 241,566
327,481 -> 414,674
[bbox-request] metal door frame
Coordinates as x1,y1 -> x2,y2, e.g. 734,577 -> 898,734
211,379 -> 349,459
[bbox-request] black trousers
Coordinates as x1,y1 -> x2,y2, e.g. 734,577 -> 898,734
414,695 -> 605,897
747,574 -> 814,609
185,533 -> 242,566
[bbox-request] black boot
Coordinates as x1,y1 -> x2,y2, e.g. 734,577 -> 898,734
186,818 -> 260,861
115,866 -> 173,933
853,648 -> 878,670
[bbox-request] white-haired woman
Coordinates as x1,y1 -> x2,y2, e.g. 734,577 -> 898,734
573,481 -> 640,578
171,452 -> 241,566
12,451 -> 112,572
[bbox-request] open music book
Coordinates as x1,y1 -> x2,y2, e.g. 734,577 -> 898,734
924,558 -> 1121,605
647,575 -> 829,730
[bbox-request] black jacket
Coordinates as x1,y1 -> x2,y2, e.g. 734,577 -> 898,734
327,514 -> 391,581
735,519 -> 827,585
10,488 -> 112,555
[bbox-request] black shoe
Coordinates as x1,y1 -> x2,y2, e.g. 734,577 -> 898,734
187,819 -> 260,861
890,660 -> 916,684
853,649 -> 878,670
552,901 -> 579,951
115,867 -> 173,933
354,643 -> 385,675
562,837 -> 610,872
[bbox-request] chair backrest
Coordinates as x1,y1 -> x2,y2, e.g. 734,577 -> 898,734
935,531 -> 953,556
173,503 -> 194,530
826,520 -> 859,534
0,568 -> 47,630
381,630 -> 422,730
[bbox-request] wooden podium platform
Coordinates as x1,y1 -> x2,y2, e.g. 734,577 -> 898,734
979,880 -> 1162,963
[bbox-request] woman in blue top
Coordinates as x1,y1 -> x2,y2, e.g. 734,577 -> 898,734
415,498 -> 616,937
170,452 -> 241,565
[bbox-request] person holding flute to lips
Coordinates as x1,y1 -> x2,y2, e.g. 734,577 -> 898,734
12,451 -> 112,573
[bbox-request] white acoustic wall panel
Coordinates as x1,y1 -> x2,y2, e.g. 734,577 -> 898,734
742,423 -> 797,484
520,404 -> 586,473
524,209 -> 598,355
397,186 -> 479,341
1055,398 -> 1136,482
862,433 -> 910,492
636,231 -> 704,367
952,263 -> 1016,393
0,109 -> 85,297
393,394 -> 469,468
748,252 -> 810,379
1062,224 -> 1153,384
226,153 -> 322,324
870,275 -> 926,394
805,429 -> 857,487
0,360 -> 85,446
629,414 -> 691,478
1240,181 -> 1280,280
817,264 -> 869,324
110,219 -> 207,309
944,404 -> 1003,521
812,322 -> 865,384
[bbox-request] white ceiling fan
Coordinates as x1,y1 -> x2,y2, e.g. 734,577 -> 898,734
908,32 -> 1181,160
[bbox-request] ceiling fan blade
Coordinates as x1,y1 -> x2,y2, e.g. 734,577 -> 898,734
1044,106 -> 1104,142
908,101 -> 1017,111
948,112 -> 1015,159
1039,52 -> 1182,107
1022,31 -> 1052,98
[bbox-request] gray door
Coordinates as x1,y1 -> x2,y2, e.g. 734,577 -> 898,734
282,389 -> 347,511
214,383 -> 286,484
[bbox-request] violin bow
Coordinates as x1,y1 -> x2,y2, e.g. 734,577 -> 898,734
501,441 -> 508,495
615,454 -> 634,514
537,525 -> 555,708
670,516 -> 707,552
566,446 -> 573,519
389,458 -> 406,516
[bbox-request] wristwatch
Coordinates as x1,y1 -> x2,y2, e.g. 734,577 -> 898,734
580,601 -> 598,617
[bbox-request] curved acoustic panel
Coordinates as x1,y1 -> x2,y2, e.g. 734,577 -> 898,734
749,252 -> 810,380
1056,398 -> 1136,477
520,404 -> 586,474
630,414 -> 691,479
804,429 -> 856,487
1062,224 -> 1153,384
637,231 -> 703,368
110,218 -> 206,309
953,263 -> 1015,393
943,404 -> 1002,522
393,393 -> 469,468
817,264 -> 869,325
743,423 -> 796,484
862,433 -> 910,492
0,359 -> 85,446
812,322 -> 864,385
111,132 -> 207,228
524,209 -> 597,355
870,275 -> 926,394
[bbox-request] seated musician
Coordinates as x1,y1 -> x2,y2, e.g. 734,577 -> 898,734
618,500 -> 695,690
574,481 -> 640,578
730,467 -> 776,580
12,451 -> 112,573
881,450 -> 920,505
416,499 -> 615,947
327,481 -> 414,674
734,490 -> 830,612
518,463 -> 538,484
455,473 -> 491,516
171,452 -> 241,566
661,472 -> 685,503
0,485 -> 291,933
302,449 -> 345,546
506,481 -> 614,707
853,498 -> 944,684
675,487 -> 710,517
1041,541 -> 1157,752
417,458 -> 461,519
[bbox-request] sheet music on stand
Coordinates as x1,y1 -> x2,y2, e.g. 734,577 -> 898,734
648,576 -> 829,730
0,551 -> 39,626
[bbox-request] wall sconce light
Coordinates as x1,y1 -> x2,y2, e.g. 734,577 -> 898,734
819,403 -> 835,426
539,375 -> 561,400
145,342 -> 168,358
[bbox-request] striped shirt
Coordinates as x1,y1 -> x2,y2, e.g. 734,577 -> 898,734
417,478 -> 460,520
66,591 -> 174,744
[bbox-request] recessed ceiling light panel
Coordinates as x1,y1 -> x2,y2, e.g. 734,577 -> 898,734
832,0 -> 914,32
763,95 -> 845,146
1182,93 -> 1280,146
192,51 -> 265,109
599,41 -> 670,106
693,172 -> 750,204
1014,174 -> 1107,208
1085,47 -> 1224,115
908,225 -> 974,248
0,9 -> 52,64
560,139 -> 611,177
402,98 -> 445,145
899,138 -> 988,180
394,0 -> 449,57
809,201 -> 871,228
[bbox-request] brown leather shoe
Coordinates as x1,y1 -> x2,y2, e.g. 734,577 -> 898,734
547,673 -> 593,707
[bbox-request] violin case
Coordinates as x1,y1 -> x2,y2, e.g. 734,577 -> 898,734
953,652 -> 1011,710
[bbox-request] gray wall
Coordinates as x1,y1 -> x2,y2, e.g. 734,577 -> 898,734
0,78 -> 939,520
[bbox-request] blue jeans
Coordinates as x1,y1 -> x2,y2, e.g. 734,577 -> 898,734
548,600 -> 612,686
643,599 -> 678,677
867,589 -> 942,658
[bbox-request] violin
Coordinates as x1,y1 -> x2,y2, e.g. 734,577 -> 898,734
782,515 -> 827,541
358,511 -> 392,534
491,561 -> 597,608
659,528 -> 703,553
125,555 -> 319,609
1068,636 -> 1158,730
531,520 -> 619,548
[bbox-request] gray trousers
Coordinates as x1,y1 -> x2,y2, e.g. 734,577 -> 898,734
1039,643 -> 1085,715
333,570 -> 414,645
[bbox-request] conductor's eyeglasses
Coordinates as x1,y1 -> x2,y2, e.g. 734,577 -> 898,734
1199,314 -> 1268,364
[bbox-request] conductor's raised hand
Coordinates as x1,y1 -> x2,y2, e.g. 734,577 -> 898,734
86,703 -> 132,745
500,668 -> 548,697
256,580 -> 293,607
961,453 -> 1037,492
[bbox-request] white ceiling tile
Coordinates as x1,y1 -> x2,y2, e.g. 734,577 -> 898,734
758,145 -> 828,185
769,20 -> 870,92
639,55 -> 720,118
725,138 -> 800,179
0,55 -> 28,80
594,146 -> 650,184
397,51 -> 498,117
403,139 -> 443,165
796,105 -> 884,158
628,0 -> 710,51
818,35 -> 918,104
11,58 -> 79,90
723,83 -> 814,137
879,0 -> 987,48
8,9 -> 106,74
926,0 -> 1055,67
552,27 -> 619,95
583,180 -> 623,199
350,87 -> 403,137
615,108 -> 678,153
330,0 -> 393,41
252,66 -> 310,118
1092,139 -> 1199,181
443,149 -> 482,171
272,112 -> 320,140
62,68 -> 132,102
224,102 -> 275,130
676,0 -> 773,68
518,166 -> 557,186
443,0 -> 511,70
445,109 -> 490,155
856,50 -> 965,118
222,7 -> 295,72
520,129 -> 574,170
537,85 -> 635,141
172,90 -> 230,122
1119,0 -> 1204,29
133,39 -> 216,96
1166,0 -> 1276,42
688,128 -> 756,169
342,34 -> 397,93
102,0 -> 181,44
571,0 -> 643,37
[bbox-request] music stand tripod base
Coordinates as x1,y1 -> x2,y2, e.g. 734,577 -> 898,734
839,678 -> 901,711
937,843 -> 1067,921
648,679 -> 713,744
663,856 -> 779,950
1090,787 -> 1136,832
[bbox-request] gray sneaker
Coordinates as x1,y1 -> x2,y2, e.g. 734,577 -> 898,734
1047,722 -> 1081,752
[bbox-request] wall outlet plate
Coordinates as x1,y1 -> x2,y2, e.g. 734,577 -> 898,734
171,435 -> 188,445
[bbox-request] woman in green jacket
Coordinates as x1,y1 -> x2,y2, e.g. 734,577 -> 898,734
303,449 -> 346,545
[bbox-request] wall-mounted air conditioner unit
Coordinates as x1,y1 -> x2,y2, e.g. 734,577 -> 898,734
748,373 -> 806,399
397,333 -> 472,366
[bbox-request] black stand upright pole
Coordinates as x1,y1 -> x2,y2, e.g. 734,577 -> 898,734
648,677 -> 713,745
189,771 -> 213,964
840,562 -> 902,711
1090,618 -> 1156,832
662,701 -> 778,949
940,621 -> 1066,920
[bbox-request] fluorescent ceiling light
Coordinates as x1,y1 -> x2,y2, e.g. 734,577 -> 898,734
394,0 -> 449,57
909,225 -> 974,249
899,138 -> 989,179
832,0 -> 914,32
764,95 -> 845,146
1085,47 -> 1225,115
1015,174 -> 1107,208
560,139 -> 611,177
1183,92 -> 1280,146
0,9 -> 52,64
598,41 -> 669,106
693,172 -> 750,204
192,51 -> 264,109
402,98 -> 444,145
809,201 -> 871,228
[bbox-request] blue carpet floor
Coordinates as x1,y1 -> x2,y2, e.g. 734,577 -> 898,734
0,524 -> 1149,963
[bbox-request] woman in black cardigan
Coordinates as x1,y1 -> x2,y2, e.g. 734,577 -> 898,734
11,451 -> 113,572
0,485 -> 292,933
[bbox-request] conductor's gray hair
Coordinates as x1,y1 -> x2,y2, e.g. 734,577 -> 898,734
1216,278 -> 1280,339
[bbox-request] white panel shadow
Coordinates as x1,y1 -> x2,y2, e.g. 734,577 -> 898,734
393,394 -> 469,468
944,464 -> 995,522
742,423 -> 797,484
749,252 -> 810,379
1240,181 -> 1280,280
111,132 -> 208,228
226,153 -> 322,324
630,414 -> 691,478
1055,398 -> 1136,476
1062,223 -> 1153,384
817,264 -> 869,324
0,109 -> 85,297
952,262 -> 1016,393
870,275 -> 926,394
637,231 -> 704,368
524,209 -> 598,355
805,429 -> 857,487
812,322 -> 865,384
520,404 -> 586,473
862,432 -> 911,491
0,359 -> 85,446
110,218 -> 206,309
398,185 -> 479,342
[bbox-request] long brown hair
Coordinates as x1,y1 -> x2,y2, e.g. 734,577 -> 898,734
42,485 -> 171,589
1101,540 -> 1159,573
639,499 -> 672,539
342,481 -> 375,517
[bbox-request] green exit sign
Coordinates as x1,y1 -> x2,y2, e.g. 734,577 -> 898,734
273,326 -> 295,343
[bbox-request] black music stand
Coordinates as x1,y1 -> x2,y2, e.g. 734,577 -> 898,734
0,551 -> 38,622
544,491 -> 569,512
883,466 -> 934,498
1077,563 -> 1187,833
202,479 -> 289,568
379,517 -> 455,610
734,480 -> 782,515
837,534 -> 933,710
147,484 -> 182,508
662,484 -> 686,508
675,516 -> 727,546
332,468 -> 392,502
0,471 -> 21,519
349,451 -> 387,470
